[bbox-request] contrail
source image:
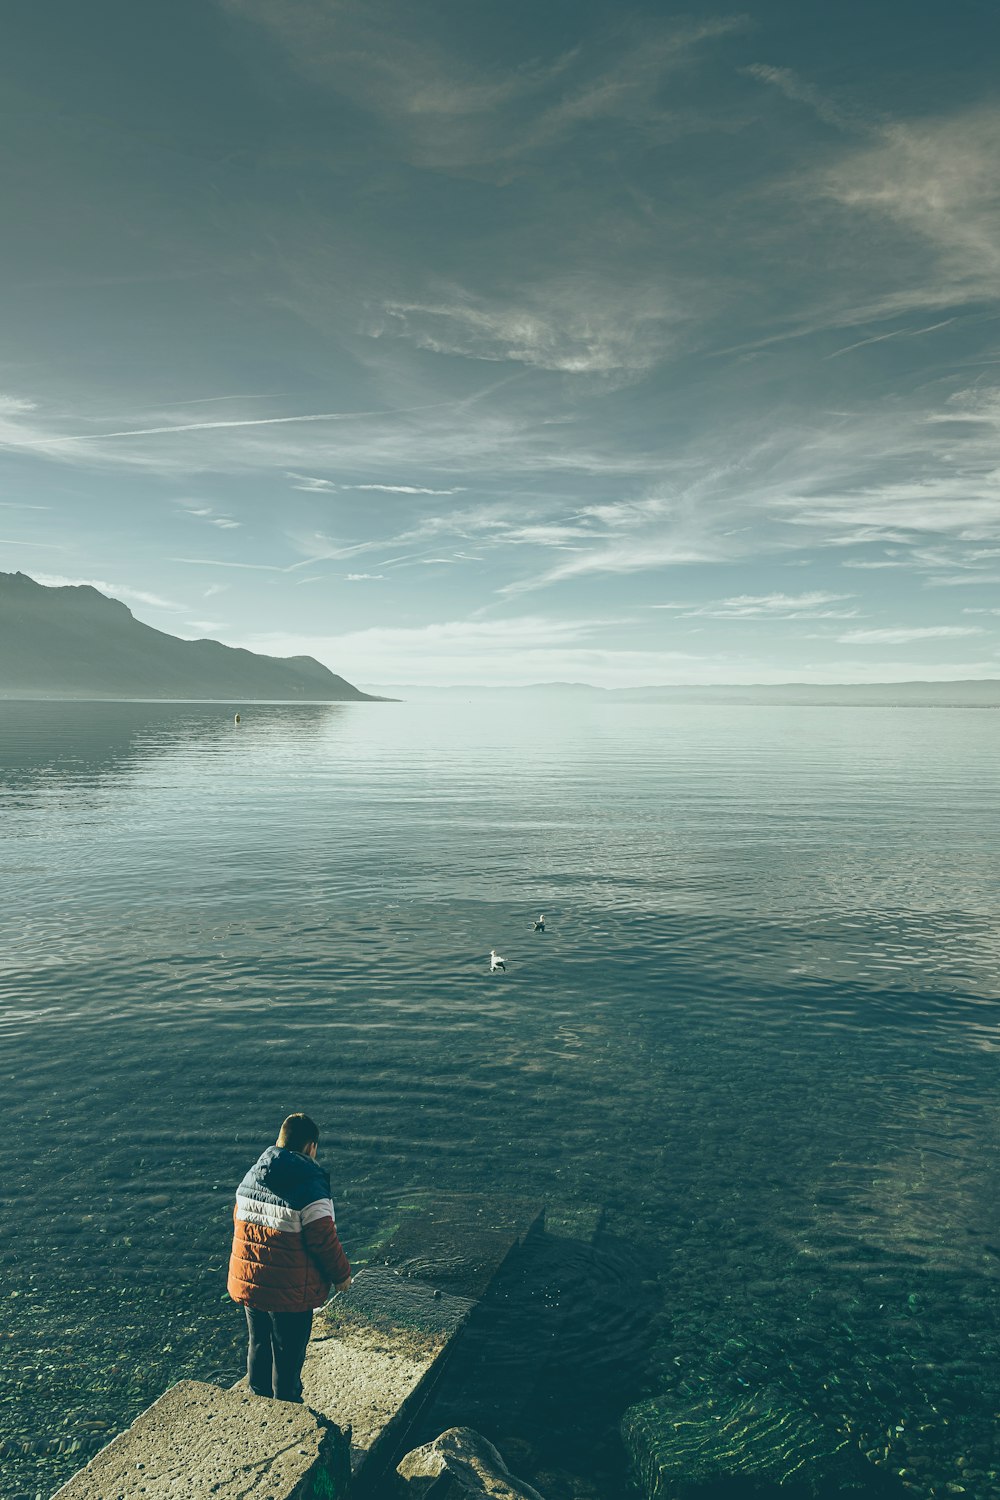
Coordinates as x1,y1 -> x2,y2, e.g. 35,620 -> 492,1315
146,392 -> 282,407
38,400 -> 460,444
827,318 -> 956,360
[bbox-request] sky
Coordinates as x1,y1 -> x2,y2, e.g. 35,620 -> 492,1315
2,0 -> 1000,689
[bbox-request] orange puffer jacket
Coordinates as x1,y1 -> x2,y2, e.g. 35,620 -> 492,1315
228,1146 -> 351,1313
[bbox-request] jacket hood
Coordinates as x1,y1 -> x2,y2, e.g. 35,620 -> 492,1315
254,1145 -> 330,1202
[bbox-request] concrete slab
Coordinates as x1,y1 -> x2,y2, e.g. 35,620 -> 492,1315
330,1266 -> 476,1340
399,1202 -> 607,1443
305,1269 -> 474,1472
51,1379 -> 349,1500
304,1197 -> 544,1481
541,1204 -> 605,1243
375,1195 -> 545,1299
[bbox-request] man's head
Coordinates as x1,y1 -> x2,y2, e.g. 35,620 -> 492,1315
277,1112 -> 320,1158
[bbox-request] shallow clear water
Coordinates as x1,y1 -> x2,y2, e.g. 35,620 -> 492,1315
0,700 -> 997,1498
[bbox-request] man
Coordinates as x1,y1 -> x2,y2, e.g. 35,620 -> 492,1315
228,1112 -> 352,1402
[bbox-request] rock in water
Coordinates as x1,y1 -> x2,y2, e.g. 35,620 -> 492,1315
397,1427 -> 547,1500
622,1385 -> 904,1498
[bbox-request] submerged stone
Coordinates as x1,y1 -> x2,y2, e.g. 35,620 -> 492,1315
397,1426 -> 547,1500
622,1385 -> 903,1498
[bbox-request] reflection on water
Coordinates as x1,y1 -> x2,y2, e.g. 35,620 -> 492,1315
0,701 -> 997,1498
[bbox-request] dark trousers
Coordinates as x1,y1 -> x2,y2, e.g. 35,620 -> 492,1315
245,1306 -> 313,1402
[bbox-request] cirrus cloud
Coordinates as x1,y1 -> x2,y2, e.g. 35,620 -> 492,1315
836,624 -> 986,645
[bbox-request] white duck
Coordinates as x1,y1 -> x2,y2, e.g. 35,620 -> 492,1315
532,914 -> 545,932
489,949 -> 506,972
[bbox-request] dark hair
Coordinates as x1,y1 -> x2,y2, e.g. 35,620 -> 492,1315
277,1113 -> 320,1152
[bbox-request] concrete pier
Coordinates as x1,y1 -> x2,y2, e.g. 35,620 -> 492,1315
51,1380 -> 349,1500
303,1267 -> 474,1477
51,1195 -> 544,1500
303,1195 -> 544,1482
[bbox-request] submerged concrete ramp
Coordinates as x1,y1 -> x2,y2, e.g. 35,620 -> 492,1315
304,1268 -> 474,1474
304,1195 -> 544,1481
51,1379 -> 349,1500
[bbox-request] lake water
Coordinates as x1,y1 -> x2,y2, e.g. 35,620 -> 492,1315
0,700 -> 997,1500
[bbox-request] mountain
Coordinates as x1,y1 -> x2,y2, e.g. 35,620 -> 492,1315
369,679 -> 1000,707
0,572 -> 378,701
609,681 -> 1000,706
368,681 -> 605,699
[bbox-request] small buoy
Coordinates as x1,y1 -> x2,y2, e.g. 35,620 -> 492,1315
489,949 -> 506,972
234,713 -> 241,725
533,914 -> 545,932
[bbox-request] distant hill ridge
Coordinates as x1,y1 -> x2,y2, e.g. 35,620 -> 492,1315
0,571 -> 377,701
605,680 -> 1000,706
369,679 -> 1000,707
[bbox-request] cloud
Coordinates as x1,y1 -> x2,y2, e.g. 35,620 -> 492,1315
925,573 -> 1000,587
288,491 -> 732,597
743,63 -> 869,134
287,472 -> 466,496
576,497 -> 683,530
221,3 -> 747,172
239,612 -> 703,687
171,556 -> 293,572
0,378 -> 554,482
500,536 -> 726,595
498,523 -> 592,548
653,590 -> 857,619
8,23 -> 1000,690
178,499 -> 241,530
0,537 -> 66,549
931,384 -> 1000,429
822,105 -> 1000,307
348,483 -> 466,495
372,282 -> 684,378
31,574 -> 183,611
288,473 -> 338,493
79,361 -> 1000,611
232,614 -> 999,689
263,501 -> 604,580
836,625 -> 986,645
131,362 -> 990,603
767,386 -> 1000,553
220,8 -> 734,388
153,393 -> 282,408
712,97 -> 1000,347
497,484 -> 759,593
0,393 -> 464,476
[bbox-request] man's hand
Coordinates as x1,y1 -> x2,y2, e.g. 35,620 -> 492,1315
335,1275 -> 352,1293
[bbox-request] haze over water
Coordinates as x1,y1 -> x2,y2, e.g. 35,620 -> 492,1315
1,700 -> 998,1499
